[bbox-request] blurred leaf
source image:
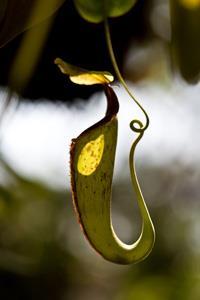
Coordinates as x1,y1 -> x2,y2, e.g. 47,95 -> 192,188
170,0 -> 200,82
74,0 -> 137,23
0,0 -> 65,47
179,0 -> 200,9
55,58 -> 114,85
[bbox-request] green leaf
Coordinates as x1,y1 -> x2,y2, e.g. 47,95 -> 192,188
70,85 -> 155,264
0,0 -> 65,47
74,0 -> 137,23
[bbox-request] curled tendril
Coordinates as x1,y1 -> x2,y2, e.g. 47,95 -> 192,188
130,119 -> 145,133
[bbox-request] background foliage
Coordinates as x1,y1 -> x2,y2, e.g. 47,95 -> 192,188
0,0 -> 200,299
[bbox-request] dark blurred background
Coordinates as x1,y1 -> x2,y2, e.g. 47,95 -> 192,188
0,0 -> 200,299
0,0 -> 153,101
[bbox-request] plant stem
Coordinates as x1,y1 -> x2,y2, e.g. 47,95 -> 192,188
104,18 -> 149,132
